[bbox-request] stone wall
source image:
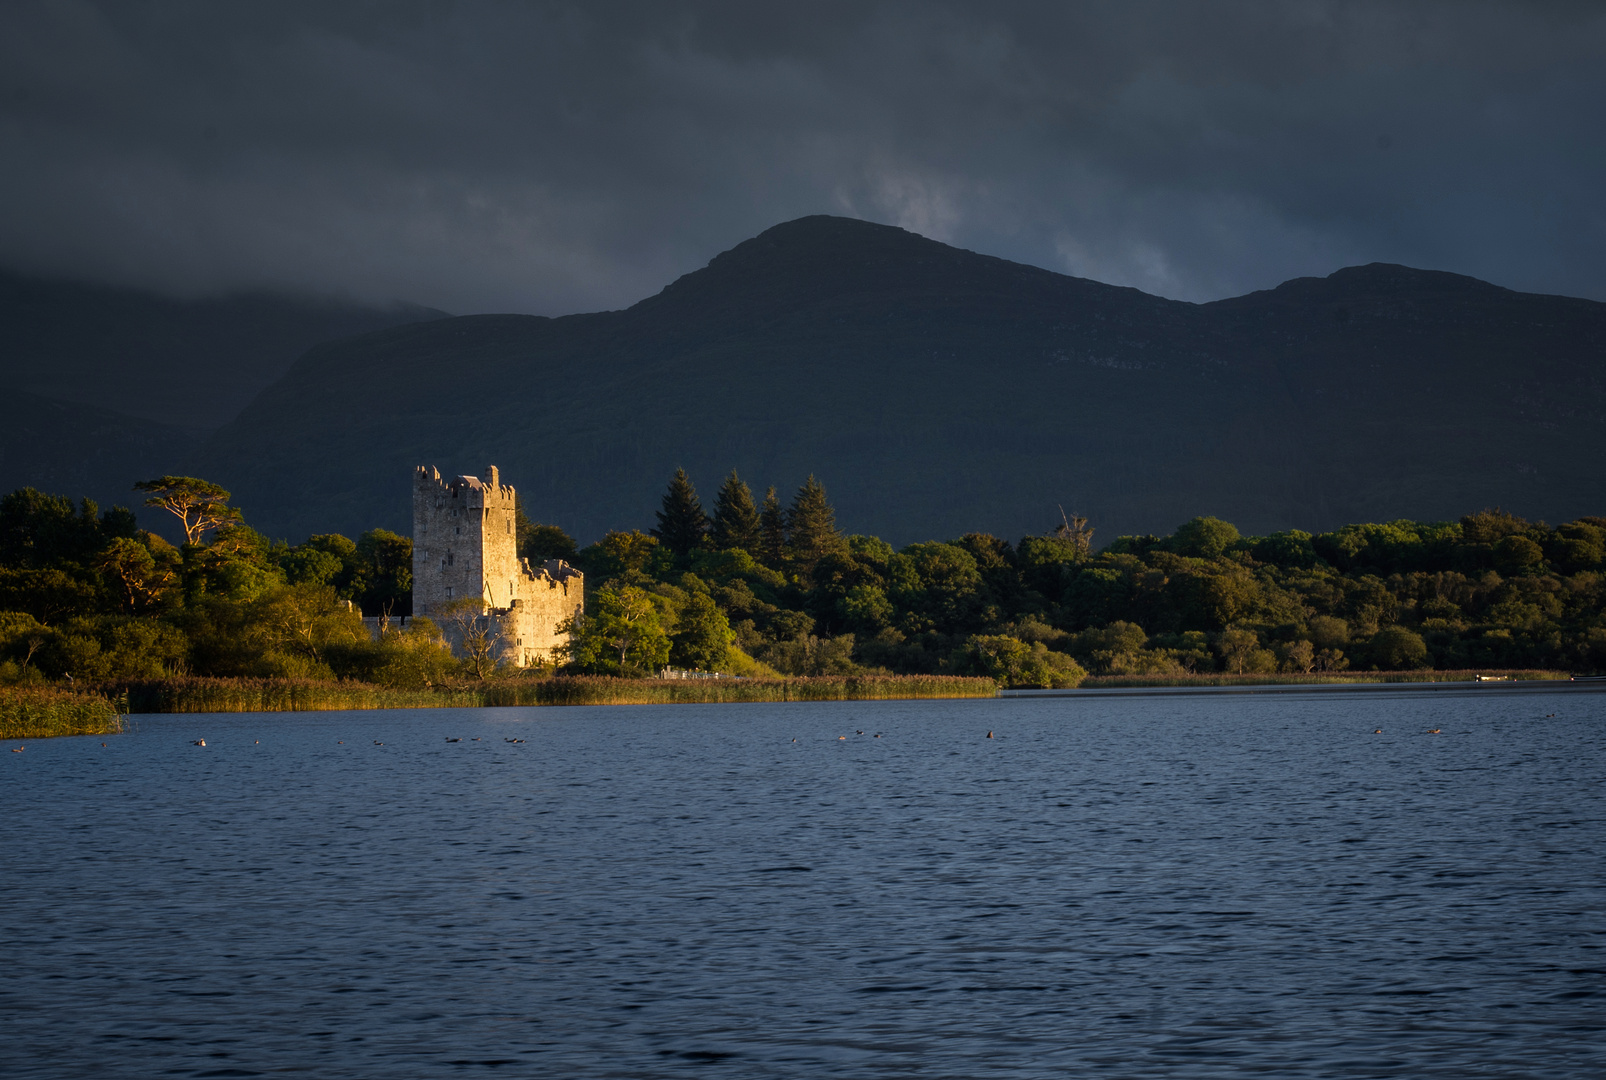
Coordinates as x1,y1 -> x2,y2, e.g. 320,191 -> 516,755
412,464 -> 583,666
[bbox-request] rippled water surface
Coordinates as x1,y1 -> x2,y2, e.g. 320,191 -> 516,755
4,688 -> 1605,1078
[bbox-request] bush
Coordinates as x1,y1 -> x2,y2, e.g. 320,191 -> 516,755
1368,626 -> 1430,670
956,634 -> 1086,688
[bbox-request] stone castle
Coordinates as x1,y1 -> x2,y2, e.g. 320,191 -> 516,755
413,465 -> 583,667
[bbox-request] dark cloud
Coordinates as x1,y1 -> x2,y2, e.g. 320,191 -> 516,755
1,0 -> 1602,313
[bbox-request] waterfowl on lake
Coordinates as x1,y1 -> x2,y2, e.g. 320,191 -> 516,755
1427,728 -> 1442,734
192,739 -> 205,746
987,731 -> 994,739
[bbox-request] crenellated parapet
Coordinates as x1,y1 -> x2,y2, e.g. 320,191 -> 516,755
412,465 -> 583,667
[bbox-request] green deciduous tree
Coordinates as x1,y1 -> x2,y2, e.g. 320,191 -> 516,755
353,529 -> 413,615
888,542 -> 983,633
134,476 -> 242,545
1170,516 -> 1241,559
581,530 -> 662,584
669,588 -> 737,671
99,536 -> 178,614
1215,627 -> 1276,674
561,585 -> 670,674
1368,626 -> 1430,670
957,634 -> 1086,689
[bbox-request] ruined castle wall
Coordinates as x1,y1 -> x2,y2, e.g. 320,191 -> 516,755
500,560 -> 584,666
413,464 -> 582,667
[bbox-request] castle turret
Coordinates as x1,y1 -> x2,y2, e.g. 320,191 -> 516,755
413,465 -> 582,666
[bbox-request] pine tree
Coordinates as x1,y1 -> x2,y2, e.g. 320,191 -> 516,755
758,486 -> 787,566
709,470 -> 761,551
786,475 -> 843,572
650,468 -> 708,556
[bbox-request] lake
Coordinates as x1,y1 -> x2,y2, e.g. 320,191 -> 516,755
3,687 -> 1604,1078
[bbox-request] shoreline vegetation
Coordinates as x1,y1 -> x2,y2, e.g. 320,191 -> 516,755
5,471 -> 1606,738
0,684 -> 125,740
3,669 -> 1584,735
88,673 -> 997,716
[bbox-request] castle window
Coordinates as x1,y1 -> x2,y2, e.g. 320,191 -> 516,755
446,586 -> 453,598
446,551 -> 454,566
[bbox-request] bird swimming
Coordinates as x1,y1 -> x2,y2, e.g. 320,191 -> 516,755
1427,728 -> 1442,734
192,739 -> 206,746
446,738 -> 461,743
986,731 -> 994,739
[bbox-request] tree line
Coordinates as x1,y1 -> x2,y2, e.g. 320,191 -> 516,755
0,477 -> 445,687
2,469 -> 1603,689
562,469 -> 1606,684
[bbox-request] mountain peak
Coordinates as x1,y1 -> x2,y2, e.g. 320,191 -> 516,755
632,214 -> 1137,326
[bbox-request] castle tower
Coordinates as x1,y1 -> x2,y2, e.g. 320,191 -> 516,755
413,465 -> 583,667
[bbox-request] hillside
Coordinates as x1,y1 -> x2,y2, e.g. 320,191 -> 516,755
184,216 -> 1605,544
0,390 -> 199,513
0,270 -> 446,428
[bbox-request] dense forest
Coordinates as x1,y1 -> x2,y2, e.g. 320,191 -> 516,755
2,470 -> 1603,690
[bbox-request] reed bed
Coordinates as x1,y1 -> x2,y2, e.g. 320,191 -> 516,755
100,678 -> 479,714
89,674 -> 997,714
1080,669 -> 1570,690
479,674 -> 997,706
1,685 -> 126,740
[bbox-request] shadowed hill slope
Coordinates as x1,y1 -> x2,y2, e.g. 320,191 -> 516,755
0,269 -> 447,428
200,216 -> 1606,544
0,390 -> 200,514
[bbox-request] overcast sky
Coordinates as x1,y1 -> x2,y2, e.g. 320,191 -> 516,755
2,1 -> 1603,314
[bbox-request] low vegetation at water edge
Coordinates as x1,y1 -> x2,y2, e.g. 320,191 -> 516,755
89,674 -> 996,713
0,685 -> 125,740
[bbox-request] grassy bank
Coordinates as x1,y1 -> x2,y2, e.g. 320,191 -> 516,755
1079,669 -> 1571,690
478,674 -> 996,706
1,685 -> 126,740
99,678 -> 481,714
90,674 -> 997,714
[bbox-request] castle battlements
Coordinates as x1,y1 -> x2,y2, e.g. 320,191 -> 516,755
412,464 -> 582,667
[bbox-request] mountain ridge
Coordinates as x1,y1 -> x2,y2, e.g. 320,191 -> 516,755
194,215 -> 1606,545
